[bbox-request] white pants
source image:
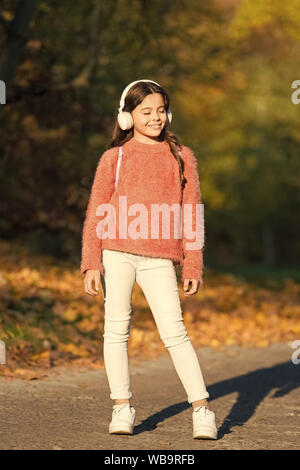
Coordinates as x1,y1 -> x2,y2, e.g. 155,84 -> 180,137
100,249 -> 209,404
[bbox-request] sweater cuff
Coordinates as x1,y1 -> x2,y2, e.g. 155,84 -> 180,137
80,261 -> 105,277
181,250 -> 203,282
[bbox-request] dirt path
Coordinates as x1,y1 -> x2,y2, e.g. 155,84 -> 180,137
0,342 -> 299,450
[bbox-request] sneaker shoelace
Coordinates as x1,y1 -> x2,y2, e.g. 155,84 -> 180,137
194,406 -> 215,421
113,404 -> 132,415
194,406 -> 210,413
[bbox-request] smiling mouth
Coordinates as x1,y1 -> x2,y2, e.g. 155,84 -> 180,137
149,125 -> 161,128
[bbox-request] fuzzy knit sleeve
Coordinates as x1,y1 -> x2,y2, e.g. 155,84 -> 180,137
180,145 -> 205,283
80,147 -> 118,276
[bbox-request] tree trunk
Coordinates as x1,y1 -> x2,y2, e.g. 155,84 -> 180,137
0,0 -> 38,92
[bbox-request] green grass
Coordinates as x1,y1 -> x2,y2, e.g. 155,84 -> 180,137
0,323 -> 43,349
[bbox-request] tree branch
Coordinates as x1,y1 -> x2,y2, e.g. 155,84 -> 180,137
58,0 -> 119,90
0,0 -> 38,88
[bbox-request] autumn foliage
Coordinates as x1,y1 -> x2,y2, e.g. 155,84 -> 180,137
0,240 -> 299,381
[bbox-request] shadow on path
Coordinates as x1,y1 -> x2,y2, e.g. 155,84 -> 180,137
134,361 -> 300,438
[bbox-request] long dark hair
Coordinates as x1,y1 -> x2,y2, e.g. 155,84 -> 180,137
109,81 -> 187,192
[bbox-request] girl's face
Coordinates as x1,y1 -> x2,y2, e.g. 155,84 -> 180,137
131,93 -> 167,140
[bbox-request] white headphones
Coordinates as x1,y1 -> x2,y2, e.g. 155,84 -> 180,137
117,79 -> 172,130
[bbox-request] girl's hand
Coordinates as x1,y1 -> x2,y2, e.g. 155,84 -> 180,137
84,269 -> 101,296
183,278 -> 202,296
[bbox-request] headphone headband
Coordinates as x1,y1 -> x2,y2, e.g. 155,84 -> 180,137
118,79 -> 161,112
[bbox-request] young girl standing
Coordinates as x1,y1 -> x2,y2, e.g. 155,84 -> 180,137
80,79 -> 218,440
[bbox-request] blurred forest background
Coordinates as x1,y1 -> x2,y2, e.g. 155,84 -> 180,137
0,0 -> 300,377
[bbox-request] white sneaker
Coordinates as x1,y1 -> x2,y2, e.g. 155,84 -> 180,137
109,403 -> 136,435
193,406 -> 218,440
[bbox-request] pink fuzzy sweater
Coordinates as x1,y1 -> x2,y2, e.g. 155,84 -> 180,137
80,136 -> 205,282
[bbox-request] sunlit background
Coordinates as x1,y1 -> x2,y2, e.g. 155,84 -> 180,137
0,0 -> 300,374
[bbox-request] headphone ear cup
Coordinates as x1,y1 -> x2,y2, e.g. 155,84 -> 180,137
118,111 -> 133,130
167,109 -> 172,125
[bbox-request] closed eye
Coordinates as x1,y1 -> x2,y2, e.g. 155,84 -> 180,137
143,110 -> 166,115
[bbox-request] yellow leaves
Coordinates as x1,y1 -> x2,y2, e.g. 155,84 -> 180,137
62,303 -> 80,323
225,338 -> 236,346
255,312 -> 266,324
58,343 -> 90,357
183,277 -> 300,351
10,268 -> 41,286
30,350 -> 50,361
228,0 -> 300,41
1,239 -> 300,378
30,350 -> 51,367
128,328 -> 162,358
10,368 -> 48,380
56,301 -> 96,331
291,324 -> 300,334
281,305 -> 300,318
280,319 -> 288,330
76,318 -> 96,333
230,317 -> 244,331
183,310 -> 194,324
228,0 -> 276,40
129,328 -> 146,348
283,278 -> 300,295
